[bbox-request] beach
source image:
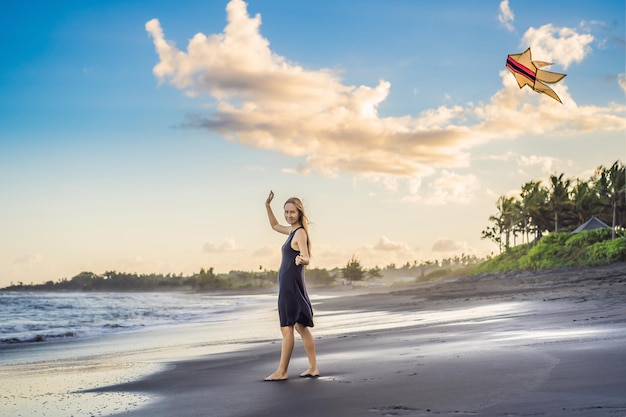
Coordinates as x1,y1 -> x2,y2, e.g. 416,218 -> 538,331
3,263 -> 626,417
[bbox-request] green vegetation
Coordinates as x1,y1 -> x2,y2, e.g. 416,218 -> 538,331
475,229 -> 626,273
477,159 -> 625,274
481,161 -> 625,252
1,255 -> 483,292
342,255 -> 366,283
339,255 -> 484,284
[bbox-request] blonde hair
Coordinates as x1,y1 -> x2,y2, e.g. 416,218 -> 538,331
284,197 -> 311,255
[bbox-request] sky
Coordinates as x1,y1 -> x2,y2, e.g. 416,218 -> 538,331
1,0 -> 624,287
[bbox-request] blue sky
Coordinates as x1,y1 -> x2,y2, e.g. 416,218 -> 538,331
1,0 -> 624,286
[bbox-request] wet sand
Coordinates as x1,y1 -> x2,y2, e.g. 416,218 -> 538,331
90,263 -> 626,417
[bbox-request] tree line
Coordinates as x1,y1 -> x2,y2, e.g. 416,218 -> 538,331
481,160 -> 625,252
339,254 -> 483,283
1,254 -> 484,292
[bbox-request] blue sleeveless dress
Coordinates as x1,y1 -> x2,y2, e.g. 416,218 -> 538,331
277,227 -> 314,327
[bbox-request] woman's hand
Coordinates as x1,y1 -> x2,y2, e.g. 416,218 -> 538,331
295,254 -> 308,266
266,190 -> 274,206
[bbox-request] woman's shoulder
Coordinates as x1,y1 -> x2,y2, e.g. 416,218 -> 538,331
293,226 -> 307,236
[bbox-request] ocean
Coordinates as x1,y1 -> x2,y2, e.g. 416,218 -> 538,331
0,291 -> 277,365
0,291 -> 279,417
0,291 -> 259,345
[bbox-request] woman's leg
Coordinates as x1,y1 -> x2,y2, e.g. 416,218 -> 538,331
295,323 -> 319,377
265,326 -> 294,381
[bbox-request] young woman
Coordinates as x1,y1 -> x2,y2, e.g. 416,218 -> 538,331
264,190 -> 319,381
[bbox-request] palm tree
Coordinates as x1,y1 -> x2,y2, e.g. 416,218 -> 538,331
520,181 -> 542,244
571,179 -> 600,225
595,161 -> 626,239
481,223 -> 502,253
512,200 -> 523,246
548,173 -> 572,233
484,160 -> 624,251
497,195 -> 518,249
483,194 -> 529,251
520,181 -> 550,244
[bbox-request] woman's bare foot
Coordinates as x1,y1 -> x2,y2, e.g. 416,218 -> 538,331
299,368 -> 320,378
264,370 -> 288,381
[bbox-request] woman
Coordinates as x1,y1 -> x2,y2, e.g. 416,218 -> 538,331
264,190 -> 320,381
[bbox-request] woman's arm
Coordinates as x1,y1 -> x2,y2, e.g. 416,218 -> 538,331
266,191 -> 290,235
293,229 -> 310,266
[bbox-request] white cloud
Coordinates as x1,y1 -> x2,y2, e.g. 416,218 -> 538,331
373,236 -> 412,252
498,0 -> 515,32
514,155 -> 576,181
203,238 -> 240,253
481,151 -> 515,161
485,188 -> 499,199
252,246 -> 274,258
146,0 -> 625,198
419,171 -> 481,205
402,170 -> 480,205
145,1 -> 476,181
349,239 -> 420,268
281,164 -> 312,176
12,253 -> 42,265
431,239 -> 470,253
521,24 -> 594,69
250,246 -> 280,271
400,170 -> 480,205
117,256 -> 171,274
517,155 -> 558,173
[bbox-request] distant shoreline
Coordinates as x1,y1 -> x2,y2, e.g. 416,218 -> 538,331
4,260 -> 624,294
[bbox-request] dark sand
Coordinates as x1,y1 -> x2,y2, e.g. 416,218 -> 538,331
92,263 -> 626,417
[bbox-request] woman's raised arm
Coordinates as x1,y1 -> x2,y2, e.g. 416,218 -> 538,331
265,191 -> 290,234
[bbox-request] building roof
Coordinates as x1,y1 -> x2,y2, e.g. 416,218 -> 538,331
571,216 -> 611,233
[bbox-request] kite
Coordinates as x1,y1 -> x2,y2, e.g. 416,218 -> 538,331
506,47 -> 567,103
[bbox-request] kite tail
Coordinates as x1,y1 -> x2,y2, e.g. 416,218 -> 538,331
533,81 -> 563,104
